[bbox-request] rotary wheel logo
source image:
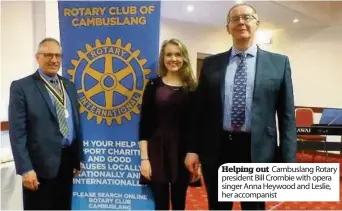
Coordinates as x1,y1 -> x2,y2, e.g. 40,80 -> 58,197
68,37 -> 151,125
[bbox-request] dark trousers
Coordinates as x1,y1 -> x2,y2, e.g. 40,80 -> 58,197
150,181 -> 188,210
202,131 -> 265,210
23,147 -> 74,210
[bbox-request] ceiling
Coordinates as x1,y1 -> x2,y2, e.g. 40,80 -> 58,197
160,1 -> 342,30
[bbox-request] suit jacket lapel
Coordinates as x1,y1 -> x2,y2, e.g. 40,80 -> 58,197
60,77 -> 79,124
253,47 -> 268,100
218,49 -> 232,102
33,71 -> 58,120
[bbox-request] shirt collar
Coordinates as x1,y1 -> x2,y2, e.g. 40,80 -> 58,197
38,69 -> 58,82
231,44 -> 258,58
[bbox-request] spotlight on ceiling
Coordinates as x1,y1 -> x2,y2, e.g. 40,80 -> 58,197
187,5 -> 194,12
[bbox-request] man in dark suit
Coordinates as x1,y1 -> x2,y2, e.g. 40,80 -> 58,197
185,3 -> 297,210
9,38 -> 84,210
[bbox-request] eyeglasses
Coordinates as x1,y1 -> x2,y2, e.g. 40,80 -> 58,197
229,14 -> 257,24
38,53 -> 62,60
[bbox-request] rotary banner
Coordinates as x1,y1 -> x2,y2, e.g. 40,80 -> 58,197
58,1 -> 160,210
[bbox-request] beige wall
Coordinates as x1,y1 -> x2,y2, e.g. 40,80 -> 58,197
1,1 -> 36,121
272,26 -> 342,108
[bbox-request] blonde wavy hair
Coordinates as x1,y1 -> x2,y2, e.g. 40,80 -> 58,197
157,38 -> 197,91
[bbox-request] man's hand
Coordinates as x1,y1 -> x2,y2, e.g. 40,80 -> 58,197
185,153 -> 200,175
73,162 -> 84,176
190,165 -> 202,183
22,170 -> 39,191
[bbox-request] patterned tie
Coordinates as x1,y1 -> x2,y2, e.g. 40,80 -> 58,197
50,79 -> 69,137
231,53 -> 248,130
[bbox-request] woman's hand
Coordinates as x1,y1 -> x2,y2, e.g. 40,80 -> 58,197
140,159 -> 152,180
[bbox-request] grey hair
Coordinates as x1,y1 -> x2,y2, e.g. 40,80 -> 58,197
227,3 -> 258,23
37,37 -> 61,53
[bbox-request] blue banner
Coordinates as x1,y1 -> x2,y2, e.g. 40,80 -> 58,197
58,1 -> 160,210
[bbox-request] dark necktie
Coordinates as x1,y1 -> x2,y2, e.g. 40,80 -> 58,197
50,78 -> 69,137
231,53 -> 248,130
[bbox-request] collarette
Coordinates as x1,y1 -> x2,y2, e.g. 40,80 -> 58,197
231,44 -> 257,58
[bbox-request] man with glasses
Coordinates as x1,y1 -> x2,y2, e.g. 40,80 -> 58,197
185,3 -> 296,210
9,38 -> 84,210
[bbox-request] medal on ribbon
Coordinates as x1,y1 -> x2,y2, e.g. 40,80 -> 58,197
40,76 -> 68,118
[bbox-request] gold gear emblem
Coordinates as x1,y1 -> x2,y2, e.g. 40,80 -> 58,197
68,37 -> 151,125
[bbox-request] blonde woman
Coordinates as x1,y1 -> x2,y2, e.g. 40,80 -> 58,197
138,38 -> 198,210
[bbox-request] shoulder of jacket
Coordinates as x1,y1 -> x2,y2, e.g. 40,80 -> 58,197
260,49 -> 288,60
202,51 -> 230,66
11,74 -> 35,87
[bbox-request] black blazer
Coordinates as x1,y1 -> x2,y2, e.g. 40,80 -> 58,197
9,71 -> 84,179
